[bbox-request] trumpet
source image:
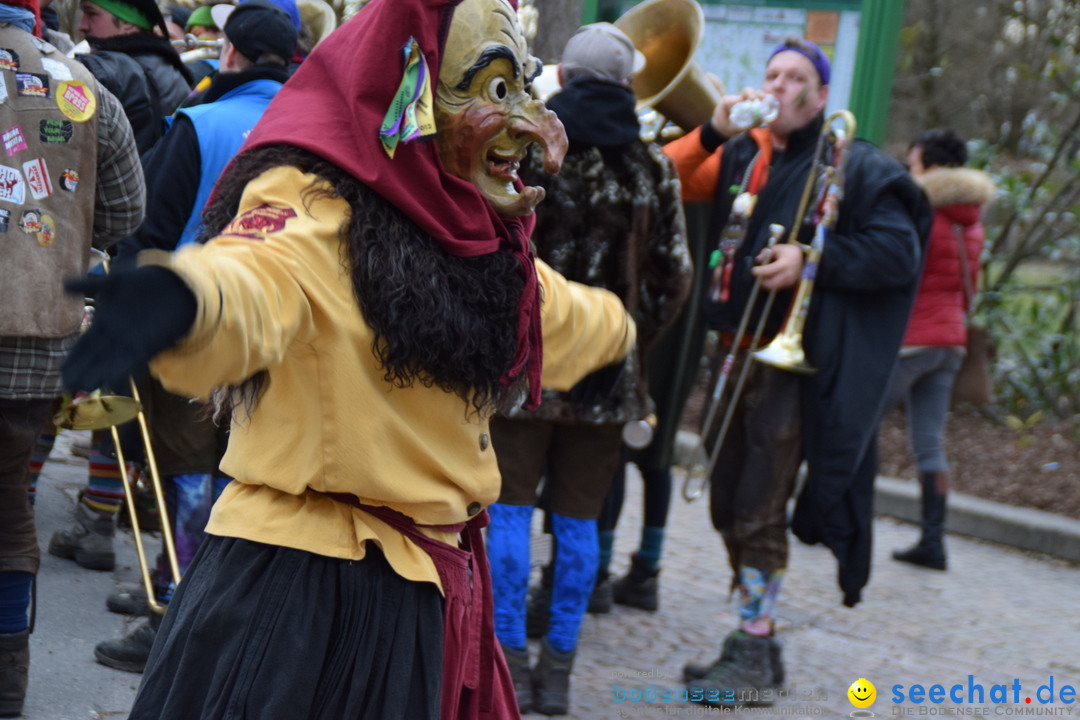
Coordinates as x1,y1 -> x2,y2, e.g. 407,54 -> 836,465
53,252 -> 180,613
681,110 -> 858,503
173,34 -> 224,64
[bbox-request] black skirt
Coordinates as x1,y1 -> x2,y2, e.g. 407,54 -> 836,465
129,535 -> 444,720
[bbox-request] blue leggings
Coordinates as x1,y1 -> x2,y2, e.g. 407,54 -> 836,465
488,503 -> 597,653
885,347 -> 965,473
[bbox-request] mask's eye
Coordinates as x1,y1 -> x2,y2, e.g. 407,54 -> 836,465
488,76 -> 508,101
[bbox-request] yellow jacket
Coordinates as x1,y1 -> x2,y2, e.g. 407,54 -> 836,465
147,166 -> 635,589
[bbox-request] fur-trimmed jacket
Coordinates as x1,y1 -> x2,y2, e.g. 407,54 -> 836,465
904,166 -> 996,347
511,79 -> 692,425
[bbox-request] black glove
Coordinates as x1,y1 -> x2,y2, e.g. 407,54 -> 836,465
62,265 -> 197,393
568,360 -> 626,406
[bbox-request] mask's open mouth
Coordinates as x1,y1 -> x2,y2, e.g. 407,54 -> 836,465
486,149 -> 523,182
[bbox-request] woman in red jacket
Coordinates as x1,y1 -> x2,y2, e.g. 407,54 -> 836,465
888,129 -> 995,570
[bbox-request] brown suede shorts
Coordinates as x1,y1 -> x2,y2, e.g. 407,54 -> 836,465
490,416 -> 623,519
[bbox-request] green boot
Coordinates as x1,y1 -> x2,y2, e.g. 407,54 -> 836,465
686,631 -> 780,707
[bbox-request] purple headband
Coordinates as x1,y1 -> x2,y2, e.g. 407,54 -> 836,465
768,39 -> 830,86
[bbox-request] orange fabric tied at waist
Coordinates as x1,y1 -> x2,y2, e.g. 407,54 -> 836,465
318,492 -> 521,720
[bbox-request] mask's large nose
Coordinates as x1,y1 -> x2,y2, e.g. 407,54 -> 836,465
508,95 -> 567,174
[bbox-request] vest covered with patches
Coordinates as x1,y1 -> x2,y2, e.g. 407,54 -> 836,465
0,24 -> 99,338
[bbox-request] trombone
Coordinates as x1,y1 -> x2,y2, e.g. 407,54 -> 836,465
54,251 -> 180,614
681,109 -> 858,503
753,110 -> 857,373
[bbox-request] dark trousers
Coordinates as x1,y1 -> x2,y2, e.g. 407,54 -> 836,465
705,349 -> 803,574
0,398 -> 54,574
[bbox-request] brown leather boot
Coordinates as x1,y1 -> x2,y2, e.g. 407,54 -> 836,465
0,629 -> 29,718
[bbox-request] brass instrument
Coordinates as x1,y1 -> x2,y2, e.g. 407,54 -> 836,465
530,0 -> 722,142
53,251 -> 181,614
681,224 -> 784,502
298,0 -> 339,50
173,34 -> 224,64
615,0 -> 722,135
680,109 -> 858,502
752,110 -> 857,372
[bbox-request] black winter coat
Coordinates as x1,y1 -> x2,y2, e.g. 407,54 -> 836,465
513,79 -> 692,426
78,33 -> 193,155
706,115 -> 932,606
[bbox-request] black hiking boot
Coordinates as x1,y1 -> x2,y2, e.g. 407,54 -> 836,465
500,643 -> 532,714
93,613 -> 161,673
587,571 -> 613,614
526,564 -> 553,639
612,553 -> 659,611
48,502 -> 116,571
532,638 -> 575,716
0,630 -> 29,718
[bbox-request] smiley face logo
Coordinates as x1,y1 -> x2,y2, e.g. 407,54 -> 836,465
848,678 -> 877,708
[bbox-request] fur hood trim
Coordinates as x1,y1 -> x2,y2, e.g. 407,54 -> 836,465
914,166 -> 995,209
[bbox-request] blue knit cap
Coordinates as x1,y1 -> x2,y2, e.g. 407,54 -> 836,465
768,38 -> 830,86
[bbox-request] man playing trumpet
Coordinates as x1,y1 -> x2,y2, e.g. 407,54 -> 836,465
664,37 -> 931,703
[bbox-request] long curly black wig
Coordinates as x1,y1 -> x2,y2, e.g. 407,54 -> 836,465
200,145 -> 530,419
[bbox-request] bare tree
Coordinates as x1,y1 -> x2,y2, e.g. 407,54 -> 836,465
531,0 -> 586,65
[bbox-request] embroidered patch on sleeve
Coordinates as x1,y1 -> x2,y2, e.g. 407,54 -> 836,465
220,205 -> 298,240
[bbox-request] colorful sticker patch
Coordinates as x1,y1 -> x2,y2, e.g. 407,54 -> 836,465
3,125 -> 26,156
0,165 -> 25,204
60,169 -> 79,192
40,118 -> 73,144
221,205 -> 297,240
40,58 -> 73,82
36,213 -> 55,246
0,208 -> 9,232
57,81 -> 95,122
22,158 -> 51,199
0,49 -> 18,72
19,208 -> 41,234
15,73 -> 48,98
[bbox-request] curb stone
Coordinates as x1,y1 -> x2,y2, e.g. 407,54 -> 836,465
675,429 -> 1080,563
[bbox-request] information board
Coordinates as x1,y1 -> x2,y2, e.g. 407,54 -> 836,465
695,4 -> 860,115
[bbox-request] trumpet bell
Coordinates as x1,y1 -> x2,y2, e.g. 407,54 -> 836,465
298,0 -> 337,49
55,390 -> 141,431
615,0 -> 721,131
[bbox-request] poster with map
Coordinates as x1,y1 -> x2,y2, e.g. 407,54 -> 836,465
694,3 -> 861,114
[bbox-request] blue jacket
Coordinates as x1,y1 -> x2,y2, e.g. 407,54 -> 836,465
175,77 -> 283,246
115,68 -> 289,264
